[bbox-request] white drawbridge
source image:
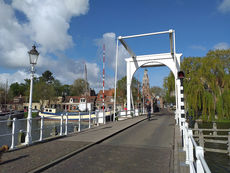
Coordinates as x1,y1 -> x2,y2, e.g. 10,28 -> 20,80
113,29 -> 185,126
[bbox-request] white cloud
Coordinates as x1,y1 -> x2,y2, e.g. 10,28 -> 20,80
0,70 -> 30,84
218,0 -> 230,13
0,0 -> 102,89
0,1 -> 114,91
214,42 -> 230,50
0,0 -> 89,69
96,32 -> 129,79
12,0 -> 89,53
0,1 -> 29,68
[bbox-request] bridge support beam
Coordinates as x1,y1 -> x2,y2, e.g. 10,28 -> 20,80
125,53 -> 182,117
127,61 -> 131,116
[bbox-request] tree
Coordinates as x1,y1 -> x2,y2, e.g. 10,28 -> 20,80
52,79 -> 63,96
32,80 -> 56,108
9,82 -> 27,97
0,82 -> 9,107
150,86 -> 165,97
39,70 -> 55,84
24,71 -> 58,109
61,84 -> 71,96
163,72 -> 175,104
70,78 -> 89,96
117,76 -> 141,107
163,49 -> 230,121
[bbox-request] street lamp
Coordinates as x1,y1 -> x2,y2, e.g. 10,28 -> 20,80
25,45 -> 39,144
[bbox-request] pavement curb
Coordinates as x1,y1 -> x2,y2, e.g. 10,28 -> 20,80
29,116 -> 147,173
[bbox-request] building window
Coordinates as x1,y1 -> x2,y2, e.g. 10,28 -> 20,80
80,98 -> 86,103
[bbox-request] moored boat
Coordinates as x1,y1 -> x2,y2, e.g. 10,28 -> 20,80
39,108 -> 112,121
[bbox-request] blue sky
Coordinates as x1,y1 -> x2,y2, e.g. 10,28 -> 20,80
0,0 -> 230,91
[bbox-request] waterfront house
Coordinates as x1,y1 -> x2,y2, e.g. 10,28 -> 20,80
96,89 -> 115,111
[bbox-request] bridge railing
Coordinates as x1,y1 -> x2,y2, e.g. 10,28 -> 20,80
183,122 -> 211,173
0,109 -> 143,150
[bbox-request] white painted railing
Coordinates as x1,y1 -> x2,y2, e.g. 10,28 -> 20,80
0,109 -> 142,150
183,121 -> 211,173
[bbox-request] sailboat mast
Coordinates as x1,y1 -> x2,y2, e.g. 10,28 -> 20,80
102,44 -> 105,112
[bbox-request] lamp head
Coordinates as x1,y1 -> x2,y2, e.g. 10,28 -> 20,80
28,45 -> 39,65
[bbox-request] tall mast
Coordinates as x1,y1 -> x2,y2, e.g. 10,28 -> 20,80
102,44 -> 105,112
84,63 -> 88,111
5,79 -> 8,110
84,63 -> 88,93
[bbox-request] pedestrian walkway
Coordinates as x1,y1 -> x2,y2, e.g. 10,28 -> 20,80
0,116 -> 146,173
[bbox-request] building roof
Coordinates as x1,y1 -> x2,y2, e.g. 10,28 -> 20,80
97,89 -> 114,101
64,96 -> 97,103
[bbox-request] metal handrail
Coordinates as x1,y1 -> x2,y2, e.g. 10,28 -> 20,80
0,133 -> 12,137
198,154 -> 211,173
190,135 -> 198,148
189,162 -> 196,173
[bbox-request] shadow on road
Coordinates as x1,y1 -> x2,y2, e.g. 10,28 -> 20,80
0,155 -> 29,165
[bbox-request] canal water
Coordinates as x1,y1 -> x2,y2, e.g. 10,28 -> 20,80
0,117 -> 89,147
194,121 -> 230,173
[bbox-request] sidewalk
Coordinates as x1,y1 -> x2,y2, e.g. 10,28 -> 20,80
173,124 -> 189,173
0,116 -> 146,173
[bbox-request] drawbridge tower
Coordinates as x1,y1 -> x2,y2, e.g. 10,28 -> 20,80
113,29 -> 185,128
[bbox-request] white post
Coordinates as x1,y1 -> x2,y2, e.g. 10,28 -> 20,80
196,146 -> 205,173
181,117 -> 186,147
127,61 -> 131,117
184,122 -> 188,151
78,112 -> 81,132
10,118 -> 16,149
103,110 -> 106,125
113,38 -> 119,122
60,114 -> 63,136
188,130 -> 194,162
25,65 -> 35,145
65,113 -> 68,135
176,79 -> 182,129
39,116 -> 44,141
97,111 -> 99,126
89,110 -> 91,128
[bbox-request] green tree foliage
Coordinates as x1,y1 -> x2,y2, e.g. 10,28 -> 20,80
117,76 -> 141,106
61,84 -> 71,96
9,82 -> 27,97
70,78 -> 89,96
0,82 -> 7,104
39,70 -> 55,84
32,80 -> 56,108
163,72 -> 175,104
164,49 -> 230,121
150,86 -> 165,97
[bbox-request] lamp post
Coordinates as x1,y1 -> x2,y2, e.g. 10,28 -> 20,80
25,45 -> 39,145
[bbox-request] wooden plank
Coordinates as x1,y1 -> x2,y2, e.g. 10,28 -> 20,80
204,139 -> 228,144
193,135 -> 228,138
192,128 -> 230,132
204,148 -> 228,154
